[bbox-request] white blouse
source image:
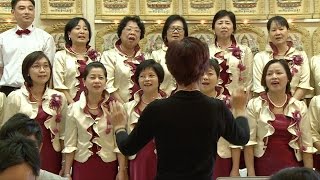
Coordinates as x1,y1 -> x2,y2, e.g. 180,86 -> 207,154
0,92 -> 5,126
100,45 -> 144,103
62,92 -> 118,163
3,85 -> 67,152
53,47 -> 95,100
151,45 -> 176,95
253,44 -> 312,96
309,96 -> 320,145
246,95 -> 316,161
310,54 -> 320,96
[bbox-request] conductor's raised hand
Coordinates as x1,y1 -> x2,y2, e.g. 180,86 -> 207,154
105,101 -> 127,131
230,87 -> 247,116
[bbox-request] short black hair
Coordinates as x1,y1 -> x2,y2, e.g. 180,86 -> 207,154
267,16 -> 290,32
0,113 -> 42,147
261,59 -> 292,94
270,167 -> 320,180
83,61 -> 107,80
162,15 -> 188,46
208,58 -> 220,77
64,17 -> 92,47
134,59 -> 164,88
11,0 -> 35,9
0,135 -> 40,176
22,51 -> 52,87
117,16 -> 145,39
212,10 -> 237,33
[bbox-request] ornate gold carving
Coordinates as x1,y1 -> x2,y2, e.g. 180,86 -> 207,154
0,1 -> 10,8
236,24 -> 266,52
288,24 -> 311,57
312,27 -> 320,56
0,23 -> 15,33
95,24 -> 118,53
49,0 -> 75,8
103,0 -> 128,8
147,0 -> 171,8
44,22 -> 66,34
190,0 -> 213,9
140,24 -> 164,54
189,24 -> 214,34
277,0 -> 301,7
232,0 -> 257,8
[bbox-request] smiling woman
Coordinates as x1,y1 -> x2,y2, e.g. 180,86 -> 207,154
3,51 -> 68,175
101,16 -> 146,103
53,17 -> 100,104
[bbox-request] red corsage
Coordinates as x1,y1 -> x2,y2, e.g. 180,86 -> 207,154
292,55 -> 303,66
49,94 -> 62,133
231,46 -> 242,60
291,110 -> 306,151
87,48 -> 100,61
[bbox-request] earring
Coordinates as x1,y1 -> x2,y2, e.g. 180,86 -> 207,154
68,37 -> 71,40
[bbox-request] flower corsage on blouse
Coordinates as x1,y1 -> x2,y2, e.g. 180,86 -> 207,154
291,110 -> 306,152
230,46 -> 246,81
289,55 -> 303,76
49,94 -> 62,134
87,48 -> 101,61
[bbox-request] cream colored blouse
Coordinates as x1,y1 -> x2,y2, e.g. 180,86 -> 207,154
3,85 -> 67,152
62,92 -> 118,163
0,92 -> 6,126
246,95 -> 316,161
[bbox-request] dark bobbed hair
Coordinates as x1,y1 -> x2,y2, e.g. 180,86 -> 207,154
117,16 -> 145,40
0,113 -> 42,147
212,10 -> 237,32
0,135 -> 40,176
208,58 -> 220,77
270,167 -> 320,180
261,59 -> 292,94
166,37 -> 209,86
11,0 -> 35,9
64,17 -> 92,47
83,61 -> 107,80
162,15 -> 188,46
22,51 -> 52,87
134,59 -> 164,88
267,16 -> 290,32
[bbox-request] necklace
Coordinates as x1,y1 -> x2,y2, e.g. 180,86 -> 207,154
70,47 -> 87,56
267,93 -> 287,108
141,94 -> 160,105
119,44 -> 135,58
87,104 -> 99,110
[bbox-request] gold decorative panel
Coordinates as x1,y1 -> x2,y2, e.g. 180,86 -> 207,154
40,0 -> 83,19
0,0 -> 12,21
0,23 -> 15,33
140,24 -> 164,57
235,24 -> 266,56
269,0 -> 312,19
44,22 -> 66,51
312,27 -> 320,56
287,24 -> 311,57
95,24 -> 118,53
95,0 -> 136,20
189,24 -> 215,45
314,0 -> 320,18
182,0 -> 223,20
225,0 -> 267,19
140,0 -> 179,20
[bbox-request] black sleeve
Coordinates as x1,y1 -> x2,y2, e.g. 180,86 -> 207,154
115,103 -> 155,156
220,102 -> 250,145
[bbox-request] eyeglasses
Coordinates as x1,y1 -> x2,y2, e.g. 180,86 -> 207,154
123,27 -> 141,33
31,64 -> 50,70
168,26 -> 184,33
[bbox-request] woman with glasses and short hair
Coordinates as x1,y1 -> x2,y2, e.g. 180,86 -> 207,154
150,15 -> 188,95
101,16 -> 146,104
3,51 -> 68,175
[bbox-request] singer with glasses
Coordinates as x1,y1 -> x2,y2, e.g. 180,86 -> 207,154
150,15 -> 188,95
2,51 -> 68,175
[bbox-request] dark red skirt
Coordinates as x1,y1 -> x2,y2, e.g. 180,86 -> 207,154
212,156 -> 232,179
72,155 -> 118,180
129,140 -> 157,180
255,114 -> 303,176
36,106 -> 62,174
314,154 -> 320,171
